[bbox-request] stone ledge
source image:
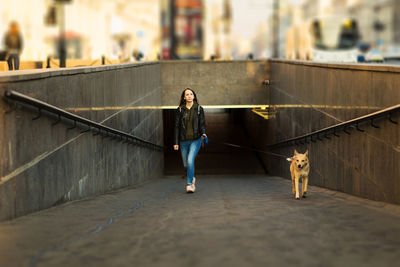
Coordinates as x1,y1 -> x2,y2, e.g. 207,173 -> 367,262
0,61 -> 160,83
269,59 -> 400,73
160,59 -> 267,64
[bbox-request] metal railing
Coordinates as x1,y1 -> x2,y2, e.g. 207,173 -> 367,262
3,90 -> 163,151
268,104 -> 400,149
46,55 -> 115,68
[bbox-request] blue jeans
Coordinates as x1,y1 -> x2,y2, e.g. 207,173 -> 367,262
180,137 -> 202,185
7,53 -> 20,70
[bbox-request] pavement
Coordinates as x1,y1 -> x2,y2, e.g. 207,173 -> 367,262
1,175 -> 400,267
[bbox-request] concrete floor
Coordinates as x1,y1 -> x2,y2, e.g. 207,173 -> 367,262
1,176 -> 400,267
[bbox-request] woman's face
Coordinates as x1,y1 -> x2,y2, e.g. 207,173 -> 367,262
184,89 -> 194,103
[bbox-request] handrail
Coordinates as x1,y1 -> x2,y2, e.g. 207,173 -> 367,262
268,104 -> 400,149
46,55 -> 115,68
3,90 -> 164,151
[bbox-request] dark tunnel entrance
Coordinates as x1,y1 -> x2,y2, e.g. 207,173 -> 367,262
163,109 -> 267,175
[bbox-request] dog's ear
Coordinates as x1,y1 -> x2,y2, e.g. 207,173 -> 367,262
294,149 -> 299,155
304,150 -> 308,156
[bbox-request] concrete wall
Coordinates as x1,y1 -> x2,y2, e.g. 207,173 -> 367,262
161,60 -> 270,106
243,60 -> 400,204
0,62 -> 164,221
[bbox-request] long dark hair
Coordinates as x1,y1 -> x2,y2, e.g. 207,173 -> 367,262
179,87 -> 199,106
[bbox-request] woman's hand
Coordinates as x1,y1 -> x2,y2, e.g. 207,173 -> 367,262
202,134 -> 207,137
173,145 -> 179,150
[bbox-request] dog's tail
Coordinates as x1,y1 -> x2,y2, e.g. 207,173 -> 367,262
286,157 -> 293,162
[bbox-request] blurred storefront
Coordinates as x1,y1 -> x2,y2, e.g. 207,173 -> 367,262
1,0 -> 161,62
173,0 -> 204,59
282,0 -> 400,62
2,0 -> 274,63
161,0 -> 233,60
204,0 -> 232,60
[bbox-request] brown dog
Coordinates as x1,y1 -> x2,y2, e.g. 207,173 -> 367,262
287,150 -> 310,199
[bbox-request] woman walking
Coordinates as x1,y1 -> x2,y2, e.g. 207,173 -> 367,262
4,21 -> 23,71
174,88 -> 207,193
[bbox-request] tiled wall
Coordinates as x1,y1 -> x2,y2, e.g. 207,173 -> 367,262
243,60 -> 400,204
0,63 -> 164,221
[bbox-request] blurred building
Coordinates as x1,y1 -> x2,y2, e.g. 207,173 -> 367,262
280,1 -> 311,60
229,0 -> 272,59
1,0 -> 275,62
204,0 -> 232,60
166,0 -> 271,60
1,0 -> 52,61
348,0 -> 400,54
251,22 -> 271,58
174,0 -> 204,59
1,0 -> 161,61
161,0 -> 234,60
282,0 -> 400,60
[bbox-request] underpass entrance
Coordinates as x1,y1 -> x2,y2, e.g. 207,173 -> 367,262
163,108 -> 267,175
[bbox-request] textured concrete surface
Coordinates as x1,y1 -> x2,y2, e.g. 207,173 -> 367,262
244,60 -> 400,204
1,176 -> 400,267
0,62 -> 159,82
0,63 -> 164,221
161,60 -> 270,106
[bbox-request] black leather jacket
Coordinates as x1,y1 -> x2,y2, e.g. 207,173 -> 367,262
174,104 -> 206,145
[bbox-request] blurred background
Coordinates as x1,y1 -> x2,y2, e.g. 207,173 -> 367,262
1,0 -> 400,69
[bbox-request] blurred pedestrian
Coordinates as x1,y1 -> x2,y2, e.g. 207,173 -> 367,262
132,49 -> 144,61
338,19 -> 360,49
4,21 -> 23,70
174,88 -> 207,193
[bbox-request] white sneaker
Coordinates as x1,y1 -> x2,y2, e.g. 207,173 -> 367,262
186,184 -> 194,193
